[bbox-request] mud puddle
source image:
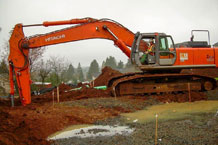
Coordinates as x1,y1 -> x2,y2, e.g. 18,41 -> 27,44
122,100 -> 218,123
48,124 -> 134,140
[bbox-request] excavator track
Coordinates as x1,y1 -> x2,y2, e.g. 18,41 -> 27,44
107,73 -> 217,96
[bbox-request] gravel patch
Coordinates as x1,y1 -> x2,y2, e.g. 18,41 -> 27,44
53,107 -> 218,145
51,92 -> 218,145
60,97 -> 159,112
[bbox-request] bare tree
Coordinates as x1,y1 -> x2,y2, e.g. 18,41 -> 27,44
29,47 -> 46,73
0,41 -> 9,63
0,30 -> 13,63
47,56 -> 69,85
38,59 -> 51,85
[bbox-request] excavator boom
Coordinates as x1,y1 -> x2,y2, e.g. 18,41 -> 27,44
8,18 -> 135,105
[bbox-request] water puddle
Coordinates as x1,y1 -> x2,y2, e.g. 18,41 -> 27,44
122,100 -> 218,123
48,124 -> 134,140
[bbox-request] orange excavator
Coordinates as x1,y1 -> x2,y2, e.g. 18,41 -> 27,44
8,17 -> 218,106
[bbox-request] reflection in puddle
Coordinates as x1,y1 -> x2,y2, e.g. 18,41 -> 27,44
48,125 -> 134,140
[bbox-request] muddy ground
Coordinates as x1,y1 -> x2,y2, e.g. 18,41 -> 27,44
0,67 -> 218,145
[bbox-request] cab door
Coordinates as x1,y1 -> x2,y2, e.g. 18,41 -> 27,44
157,36 -> 177,66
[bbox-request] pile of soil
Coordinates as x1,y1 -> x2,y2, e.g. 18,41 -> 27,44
32,66 -> 122,104
32,85 -> 110,104
63,87 -> 110,100
93,66 -> 122,86
58,83 -> 73,93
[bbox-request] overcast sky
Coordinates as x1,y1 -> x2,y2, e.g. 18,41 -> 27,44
0,0 -> 218,67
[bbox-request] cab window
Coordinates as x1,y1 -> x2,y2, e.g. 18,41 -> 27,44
159,36 -> 174,51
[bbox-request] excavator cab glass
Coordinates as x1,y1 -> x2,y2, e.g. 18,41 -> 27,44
137,37 -> 156,65
158,36 -> 177,66
159,36 -> 173,51
131,33 -> 157,67
131,33 -> 177,70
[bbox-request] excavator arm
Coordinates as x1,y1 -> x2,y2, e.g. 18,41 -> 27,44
8,18 -> 135,106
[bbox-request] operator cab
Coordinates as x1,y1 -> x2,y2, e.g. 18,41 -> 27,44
131,32 -> 177,71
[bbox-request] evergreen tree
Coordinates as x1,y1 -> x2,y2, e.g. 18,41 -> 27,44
48,72 -> 59,86
117,60 -> 124,70
87,59 -> 100,80
66,64 -> 75,80
87,71 -> 92,81
77,63 -> 84,82
125,59 -> 132,68
60,69 -> 68,83
101,60 -> 106,69
105,56 -> 117,69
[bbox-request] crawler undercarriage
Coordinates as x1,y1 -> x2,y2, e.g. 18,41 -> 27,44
108,72 -> 217,96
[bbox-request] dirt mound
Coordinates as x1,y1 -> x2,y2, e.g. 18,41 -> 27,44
58,83 -> 73,91
64,87 -> 110,100
32,66 -> 122,103
32,86 -> 111,104
93,66 -> 122,86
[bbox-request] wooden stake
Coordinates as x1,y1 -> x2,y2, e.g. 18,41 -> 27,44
57,86 -> 59,103
155,114 -> 158,145
188,83 -> 191,102
92,76 -> 95,88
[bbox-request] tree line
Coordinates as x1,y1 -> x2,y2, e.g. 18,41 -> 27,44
32,55 -> 133,86
0,51 -> 133,86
